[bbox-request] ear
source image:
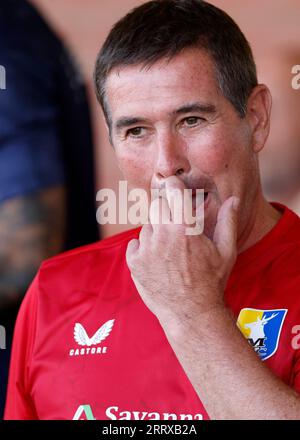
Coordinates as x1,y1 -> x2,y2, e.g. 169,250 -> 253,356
246,84 -> 272,153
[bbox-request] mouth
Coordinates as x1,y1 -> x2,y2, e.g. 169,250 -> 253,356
192,190 -> 210,211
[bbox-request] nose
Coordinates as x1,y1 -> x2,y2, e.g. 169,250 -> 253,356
154,131 -> 191,181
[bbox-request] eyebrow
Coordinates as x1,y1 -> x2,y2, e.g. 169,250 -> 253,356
114,101 -> 217,132
115,117 -> 147,132
173,102 -> 217,115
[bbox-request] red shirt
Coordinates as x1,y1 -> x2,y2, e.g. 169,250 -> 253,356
4,204 -> 300,420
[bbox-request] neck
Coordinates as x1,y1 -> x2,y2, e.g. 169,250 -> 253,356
237,191 -> 282,254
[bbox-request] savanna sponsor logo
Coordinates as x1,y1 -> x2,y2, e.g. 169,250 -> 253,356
72,404 -> 203,420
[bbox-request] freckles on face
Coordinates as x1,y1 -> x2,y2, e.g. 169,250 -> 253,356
107,48 -> 252,202
116,149 -> 153,189
188,120 -> 242,179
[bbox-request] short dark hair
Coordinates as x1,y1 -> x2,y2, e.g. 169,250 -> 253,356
94,0 -> 258,125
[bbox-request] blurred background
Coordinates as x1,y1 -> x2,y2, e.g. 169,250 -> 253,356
0,0 -> 299,418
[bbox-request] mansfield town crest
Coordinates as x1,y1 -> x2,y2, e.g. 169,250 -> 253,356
237,308 -> 287,361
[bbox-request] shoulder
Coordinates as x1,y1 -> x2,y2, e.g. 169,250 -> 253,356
43,227 -> 140,262
23,227 -> 141,309
39,227 -> 141,281
265,206 -> 300,285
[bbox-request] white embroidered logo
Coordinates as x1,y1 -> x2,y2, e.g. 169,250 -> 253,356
74,320 -> 115,346
69,319 -> 115,357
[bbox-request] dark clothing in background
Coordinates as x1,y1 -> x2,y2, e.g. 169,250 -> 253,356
0,0 -> 100,417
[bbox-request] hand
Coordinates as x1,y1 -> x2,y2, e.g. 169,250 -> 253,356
126,176 -> 239,328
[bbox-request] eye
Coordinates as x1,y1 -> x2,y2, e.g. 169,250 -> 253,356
183,116 -> 205,126
126,127 -> 146,138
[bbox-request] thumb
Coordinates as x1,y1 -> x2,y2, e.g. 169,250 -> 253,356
213,196 -> 239,262
126,238 -> 139,270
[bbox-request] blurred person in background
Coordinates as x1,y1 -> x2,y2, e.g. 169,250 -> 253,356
259,49 -> 300,215
0,0 -> 99,417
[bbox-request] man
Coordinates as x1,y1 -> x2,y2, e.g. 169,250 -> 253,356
5,0 -> 300,420
0,0 -> 99,417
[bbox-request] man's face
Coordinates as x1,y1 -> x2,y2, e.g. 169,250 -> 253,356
105,48 -> 258,238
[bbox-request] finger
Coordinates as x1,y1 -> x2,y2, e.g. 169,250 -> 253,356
126,238 -> 140,270
165,176 -> 186,225
149,194 -> 171,232
165,176 -> 201,232
139,223 -> 152,243
213,196 -> 239,262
